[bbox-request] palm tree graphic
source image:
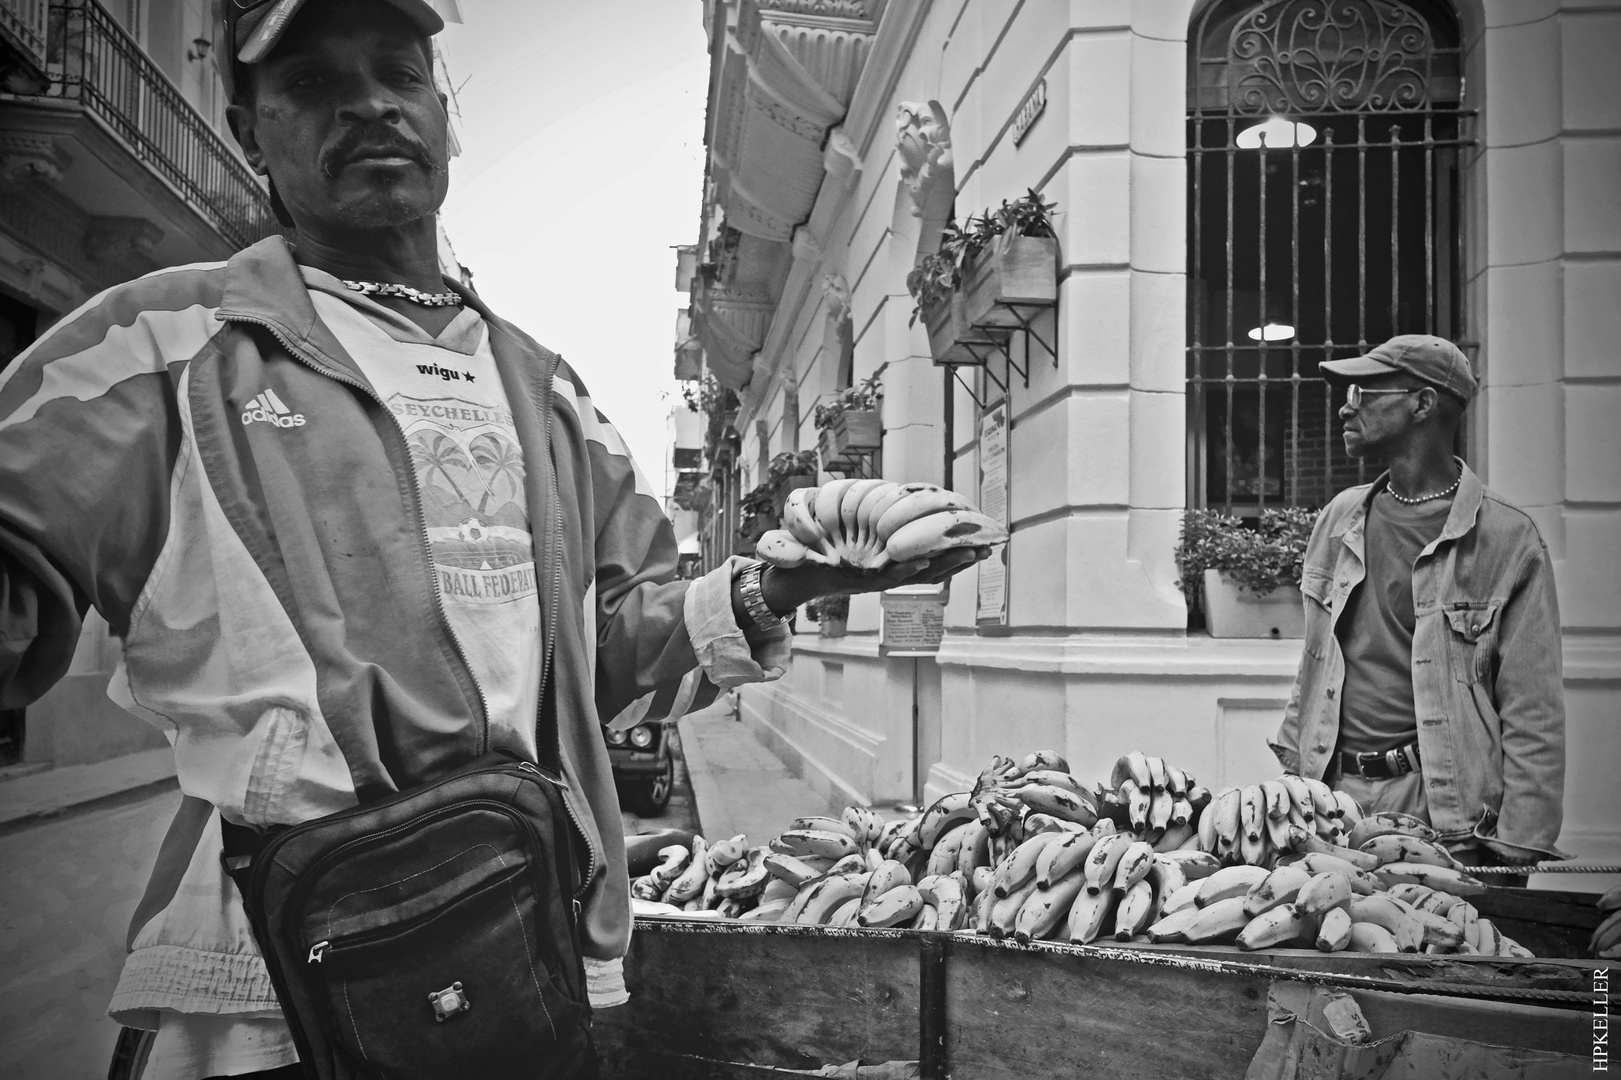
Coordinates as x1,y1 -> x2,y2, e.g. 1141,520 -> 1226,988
469,435 -> 525,515
410,432 -> 478,513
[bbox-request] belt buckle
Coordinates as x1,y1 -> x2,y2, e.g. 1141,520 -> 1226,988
1353,750 -> 1379,777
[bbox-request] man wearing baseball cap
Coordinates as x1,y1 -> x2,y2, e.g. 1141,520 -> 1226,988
1271,334 -> 1568,871
0,1 -> 983,1077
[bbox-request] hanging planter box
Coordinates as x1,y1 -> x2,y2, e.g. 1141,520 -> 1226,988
817,428 -> 862,475
829,409 -> 882,453
1201,569 -> 1305,639
962,233 -> 1059,329
924,293 -> 1001,367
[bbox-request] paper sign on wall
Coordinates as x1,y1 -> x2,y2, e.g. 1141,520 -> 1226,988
976,400 -> 1009,627
879,586 -> 946,656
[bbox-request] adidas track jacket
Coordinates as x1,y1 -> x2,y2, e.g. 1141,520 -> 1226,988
0,237 -> 787,1024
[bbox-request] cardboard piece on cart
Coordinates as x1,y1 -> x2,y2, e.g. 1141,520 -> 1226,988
1245,983 -> 1587,1080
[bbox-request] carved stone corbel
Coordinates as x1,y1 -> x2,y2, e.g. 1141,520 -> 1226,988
0,135 -> 70,184
822,271 -> 854,384
895,100 -> 956,256
82,216 -> 163,262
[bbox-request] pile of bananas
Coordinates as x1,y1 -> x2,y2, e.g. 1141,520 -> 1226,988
751,807 -> 971,929
1592,884 -> 1621,959
1091,751 -> 1213,849
628,834 -> 770,918
629,747 -> 1541,960
1143,839 -> 1534,957
1197,774 -> 1368,867
755,480 -> 1007,571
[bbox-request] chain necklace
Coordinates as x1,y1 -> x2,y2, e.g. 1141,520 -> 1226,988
1386,474 -> 1461,505
342,279 -> 463,307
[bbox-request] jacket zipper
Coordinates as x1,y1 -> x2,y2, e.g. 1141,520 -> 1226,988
225,313 -> 492,751
532,355 -> 596,896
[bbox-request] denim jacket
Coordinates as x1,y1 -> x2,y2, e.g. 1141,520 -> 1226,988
1271,461 -> 1568,860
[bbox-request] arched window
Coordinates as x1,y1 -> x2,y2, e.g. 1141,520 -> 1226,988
1187,0 -> 1470,512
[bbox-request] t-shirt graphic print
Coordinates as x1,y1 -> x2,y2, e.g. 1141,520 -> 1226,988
305,273 -> 542,751
401,393 -> 534,604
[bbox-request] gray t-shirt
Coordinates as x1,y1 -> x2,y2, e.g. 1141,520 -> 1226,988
1334,489 -> 1453,754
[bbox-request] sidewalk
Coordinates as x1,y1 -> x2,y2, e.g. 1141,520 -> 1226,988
677,696 -> 841,843
0,746 -> 177,830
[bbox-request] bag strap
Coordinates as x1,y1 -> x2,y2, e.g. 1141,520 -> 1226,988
219,816 -> 279,914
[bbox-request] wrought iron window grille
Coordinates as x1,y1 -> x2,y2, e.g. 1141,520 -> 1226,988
1186,0 -> 1475,515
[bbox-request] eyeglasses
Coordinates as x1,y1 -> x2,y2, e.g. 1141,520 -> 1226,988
1344,384 -> 1424,410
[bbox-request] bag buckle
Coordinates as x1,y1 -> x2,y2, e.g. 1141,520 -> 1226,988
429,981 -> 471,1022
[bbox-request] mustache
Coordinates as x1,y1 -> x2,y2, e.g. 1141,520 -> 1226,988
321,129 -> 433,177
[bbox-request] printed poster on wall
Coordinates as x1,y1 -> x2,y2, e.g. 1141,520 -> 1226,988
976,400 -> 1009,627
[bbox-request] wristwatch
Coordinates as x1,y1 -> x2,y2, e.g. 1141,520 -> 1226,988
738,561 -> 787,633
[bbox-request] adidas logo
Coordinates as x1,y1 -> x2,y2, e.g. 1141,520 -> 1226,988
241,387 -> 307,429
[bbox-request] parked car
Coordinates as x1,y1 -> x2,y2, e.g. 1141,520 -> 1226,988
605,720 -> 674,817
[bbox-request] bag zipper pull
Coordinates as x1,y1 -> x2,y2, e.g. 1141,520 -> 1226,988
308,940 -> 330,964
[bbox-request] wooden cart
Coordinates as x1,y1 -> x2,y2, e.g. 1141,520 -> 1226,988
595,910 -> 1601,1079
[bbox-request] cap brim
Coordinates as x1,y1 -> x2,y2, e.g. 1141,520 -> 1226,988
1319,355 -> 1402,380
238,0 -> 444,63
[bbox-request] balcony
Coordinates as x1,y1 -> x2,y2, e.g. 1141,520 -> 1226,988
0,0 -> 277,300
0,0 -> 48,89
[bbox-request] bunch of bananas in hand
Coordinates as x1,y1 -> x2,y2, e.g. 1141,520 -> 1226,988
1592,884 -> 1621,959
755,480 -> 1007,571
1092,751 -> 1212,849
629,833 -> 770,918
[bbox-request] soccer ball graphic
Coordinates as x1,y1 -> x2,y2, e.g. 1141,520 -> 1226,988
457,518 -> 488,543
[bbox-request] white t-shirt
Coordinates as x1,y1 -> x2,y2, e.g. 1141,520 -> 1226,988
306,269 -> 544,755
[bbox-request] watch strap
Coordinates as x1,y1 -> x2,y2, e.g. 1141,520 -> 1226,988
739,562 -> 786,632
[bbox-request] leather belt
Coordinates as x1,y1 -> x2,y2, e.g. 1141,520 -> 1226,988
1337,742 -> 1421,780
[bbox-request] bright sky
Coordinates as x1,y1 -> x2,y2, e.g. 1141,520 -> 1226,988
433,1 -> 708,499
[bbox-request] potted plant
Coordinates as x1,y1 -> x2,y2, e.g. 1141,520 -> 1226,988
814,378 -> 883,470
908,223 -> 1001,366
737,482 -> 777,551
767,449 -> 820,516
806,594 -> 849,638
683,377 -> 740,443
1175,508 -> 1317,639
960,190 -> 1060,328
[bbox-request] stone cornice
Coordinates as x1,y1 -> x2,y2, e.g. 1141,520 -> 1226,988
735,0 -> 930,427
840,0 -> 931,157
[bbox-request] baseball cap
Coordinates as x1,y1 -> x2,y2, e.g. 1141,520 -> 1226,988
216,0 -> 444,99
1319,334 -> 1478,402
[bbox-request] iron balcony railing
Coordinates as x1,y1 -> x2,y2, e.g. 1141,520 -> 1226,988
45,0 -> 277,251
1,0 -> 48,72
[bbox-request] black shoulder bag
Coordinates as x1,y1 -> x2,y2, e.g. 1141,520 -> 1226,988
220,752 -> 596,1080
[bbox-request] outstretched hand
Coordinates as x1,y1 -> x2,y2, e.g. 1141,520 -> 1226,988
761,546 -> 992,614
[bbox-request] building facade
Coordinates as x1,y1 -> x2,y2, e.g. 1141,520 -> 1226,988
681,0 -> 1621,866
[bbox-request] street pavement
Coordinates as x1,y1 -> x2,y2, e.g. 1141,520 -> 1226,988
0,784 -> 181,1080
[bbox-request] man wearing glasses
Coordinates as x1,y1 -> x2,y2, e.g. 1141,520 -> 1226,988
1271,335 -> 1567,870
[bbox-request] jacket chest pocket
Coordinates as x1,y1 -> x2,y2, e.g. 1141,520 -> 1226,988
1443,601 -> 1499,683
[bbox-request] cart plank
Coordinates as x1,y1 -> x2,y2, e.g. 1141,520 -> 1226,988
944,936 -> 1272,1080
596,921 -> 918,1074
